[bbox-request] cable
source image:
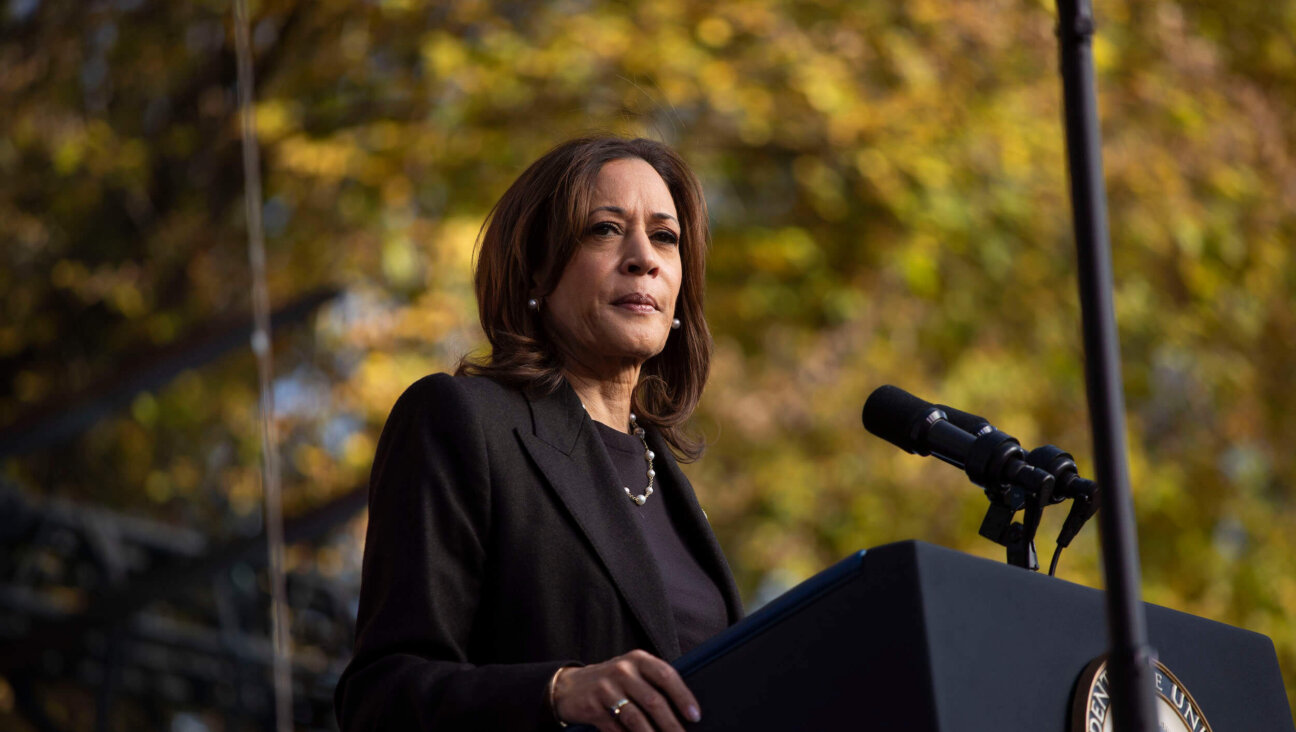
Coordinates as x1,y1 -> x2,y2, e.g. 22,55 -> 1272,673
1049,544 -> 1063,577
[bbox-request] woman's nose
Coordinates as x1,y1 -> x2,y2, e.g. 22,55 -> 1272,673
621,227 -> 659,276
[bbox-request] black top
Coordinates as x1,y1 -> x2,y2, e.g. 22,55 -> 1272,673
593,420 -> 730,654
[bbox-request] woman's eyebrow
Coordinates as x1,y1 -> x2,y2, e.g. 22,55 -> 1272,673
590,205 -> 678,224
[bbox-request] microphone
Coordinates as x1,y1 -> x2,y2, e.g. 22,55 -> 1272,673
945,401 -> 1100,545
1025,445 -> 1096,501
923,398 -> 1103,572
862,385 -> 975,465
862,386 -> 1052,508
1028,445 -> 1100,547
932,402 -> 1101,537
940,407 -> 1075,509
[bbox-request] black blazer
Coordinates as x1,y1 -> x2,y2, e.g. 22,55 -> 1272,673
335,373 -> 743,731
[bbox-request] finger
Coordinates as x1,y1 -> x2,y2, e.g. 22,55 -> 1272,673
619,675 -> 685,732
609,698 -> 656,732
636,655 -> 701,724
592,696 -> 629,732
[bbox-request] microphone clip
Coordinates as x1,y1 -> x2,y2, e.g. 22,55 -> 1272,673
967,428 -> 1055,571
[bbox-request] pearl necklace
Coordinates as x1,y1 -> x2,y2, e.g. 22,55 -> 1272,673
625,413 -> 656,506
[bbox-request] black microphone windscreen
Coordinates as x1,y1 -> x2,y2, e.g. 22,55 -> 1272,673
862,385 -> 934,454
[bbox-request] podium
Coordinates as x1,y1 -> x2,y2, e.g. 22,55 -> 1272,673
670,540 -> 1294,731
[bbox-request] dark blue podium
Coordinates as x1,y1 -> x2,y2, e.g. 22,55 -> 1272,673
668,540 -> 1293,730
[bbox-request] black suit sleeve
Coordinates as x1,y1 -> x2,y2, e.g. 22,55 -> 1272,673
334,374 -> 567,732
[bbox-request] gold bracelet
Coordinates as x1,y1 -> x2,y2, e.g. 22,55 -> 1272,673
548,665 -> 573,728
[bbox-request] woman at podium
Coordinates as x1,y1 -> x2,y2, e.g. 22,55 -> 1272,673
335,137 -> 744,731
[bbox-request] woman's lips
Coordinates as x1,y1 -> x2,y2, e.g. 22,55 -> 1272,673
612,293 -> 659,313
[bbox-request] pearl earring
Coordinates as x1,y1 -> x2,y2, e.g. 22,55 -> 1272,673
527,298 -> 539,311
671,317 -> 681,330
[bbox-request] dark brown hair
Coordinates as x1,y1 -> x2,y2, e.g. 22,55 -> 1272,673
457,136 -> 711,460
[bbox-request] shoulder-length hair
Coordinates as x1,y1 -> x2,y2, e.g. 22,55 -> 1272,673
457,136 -> 712,461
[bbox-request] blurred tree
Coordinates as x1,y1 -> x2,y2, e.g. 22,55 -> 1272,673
1,0 -> 1293,722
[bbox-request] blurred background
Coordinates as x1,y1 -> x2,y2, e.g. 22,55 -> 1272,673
1,0 -> 1293,729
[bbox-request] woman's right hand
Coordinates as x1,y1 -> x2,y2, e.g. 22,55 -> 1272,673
552,649 -> 702,731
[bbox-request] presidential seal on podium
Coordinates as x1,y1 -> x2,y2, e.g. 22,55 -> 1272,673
1072,656 -> 1214,732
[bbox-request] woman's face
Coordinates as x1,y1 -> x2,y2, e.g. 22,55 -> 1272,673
544,157 -> 683,375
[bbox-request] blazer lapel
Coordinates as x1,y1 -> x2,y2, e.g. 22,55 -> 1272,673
648,431 -> 746,625
517,384 -> 681,660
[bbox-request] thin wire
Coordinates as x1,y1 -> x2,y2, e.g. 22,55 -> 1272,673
1049,544 -> 1063,577
232,2 -> 293,731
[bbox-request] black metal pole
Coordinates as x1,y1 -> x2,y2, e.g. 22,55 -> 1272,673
1054,0 -> 1159,729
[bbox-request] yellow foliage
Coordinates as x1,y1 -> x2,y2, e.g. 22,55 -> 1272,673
6,0 -> 1296,708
